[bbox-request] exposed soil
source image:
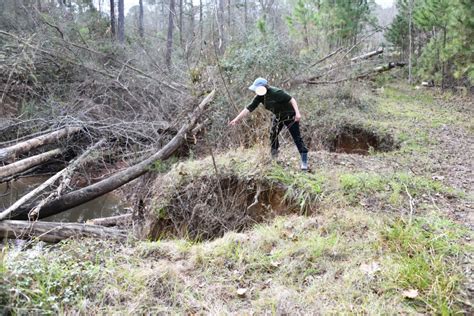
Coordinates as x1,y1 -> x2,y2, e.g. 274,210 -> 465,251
143,174 -> 299,241
329,125 -> 397,155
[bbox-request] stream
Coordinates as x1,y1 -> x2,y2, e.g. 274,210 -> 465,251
0,176 -> 129,222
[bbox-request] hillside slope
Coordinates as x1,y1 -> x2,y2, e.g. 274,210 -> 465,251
1,84 -> 473,314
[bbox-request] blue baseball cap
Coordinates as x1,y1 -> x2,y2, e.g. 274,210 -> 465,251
249,78 -> 268,91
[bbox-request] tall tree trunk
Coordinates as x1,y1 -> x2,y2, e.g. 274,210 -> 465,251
110,0 -> 116,38
117,0 -> 125,43
179,0 -> 184,47
244,0 -> 248,32
189,0 -> 194,37
165,0 -> 175,69
408,0 -> 413,84
217,0 -> 225,54
441,26 -> 447,90
200,0 -> 203,42
227,0 -> 231,30
138,0 -> 144,38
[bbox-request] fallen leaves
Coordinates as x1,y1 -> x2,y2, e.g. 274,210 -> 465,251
402,289 -> 419,299
360,261 -> 381,276
236,288 -> 248,297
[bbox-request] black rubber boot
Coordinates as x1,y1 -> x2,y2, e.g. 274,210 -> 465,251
300,152 -> 308,171
271,148 -> 278,160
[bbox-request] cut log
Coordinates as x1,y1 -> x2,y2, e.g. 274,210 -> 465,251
0,148 -> 63,181
0,140 -> 105,221
0,220 -> 128,242
0,126 -> 81,162
86,213 -> 132,227
11,90 -> 216,220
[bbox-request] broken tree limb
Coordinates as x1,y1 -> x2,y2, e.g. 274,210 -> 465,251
0,140 -> 105,221
350,47 -> 384,63
0,126 -> 81,162
11,90 -> 216,220
304,62 -> 406,85
0,220 -> 128,242
283,47 -> 344,86
0,148 -> 63,181
86,213 -> 132,227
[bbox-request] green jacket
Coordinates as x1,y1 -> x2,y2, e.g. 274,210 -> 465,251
246,86 -> 295,116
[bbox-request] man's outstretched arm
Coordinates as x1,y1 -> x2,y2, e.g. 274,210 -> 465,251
229,108 -> 250,126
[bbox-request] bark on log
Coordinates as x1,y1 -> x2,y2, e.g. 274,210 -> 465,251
350,47 -> 384,63
0,126 -> 81,162
11,90 -> 216,220
0,148 -> 63,181
0,220 -> 128,242
0,140 -> 105,221
86,213 -> 132,227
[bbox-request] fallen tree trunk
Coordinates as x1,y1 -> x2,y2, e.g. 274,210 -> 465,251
0,148 -> 63,181
304,62 -> 406,85
350,47 -> 384,63
0,140 -> 105,221
0,126 -> 81,162
10,90 -> 216,220
86,213 -> 132,227
293,48 -> 386,85
0,220 -> 128,242
283,47 -> 344,86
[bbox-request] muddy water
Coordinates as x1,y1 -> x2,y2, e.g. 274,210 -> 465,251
0,177 -> 129,222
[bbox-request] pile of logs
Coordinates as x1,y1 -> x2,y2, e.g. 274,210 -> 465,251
0,47 -> 407,244
0,91 -> 215,242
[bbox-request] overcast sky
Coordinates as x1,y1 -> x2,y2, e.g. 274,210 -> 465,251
95,0 -> 395,14
375,0 -> 394,8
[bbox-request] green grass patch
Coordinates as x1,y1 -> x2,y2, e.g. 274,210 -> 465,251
267,164 -> 326,210
339,172 -> 456,206
380,215 -> 469,314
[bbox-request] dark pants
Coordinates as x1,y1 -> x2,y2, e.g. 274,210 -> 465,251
270,115 -> 308,154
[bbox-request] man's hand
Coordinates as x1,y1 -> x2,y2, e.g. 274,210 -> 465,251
229,109 -> 249,126
294,112 -> 301,122
229,118 -> 239,126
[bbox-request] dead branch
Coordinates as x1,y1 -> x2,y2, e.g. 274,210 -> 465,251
0,220 -> 128,242
0,126 -> 81,162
